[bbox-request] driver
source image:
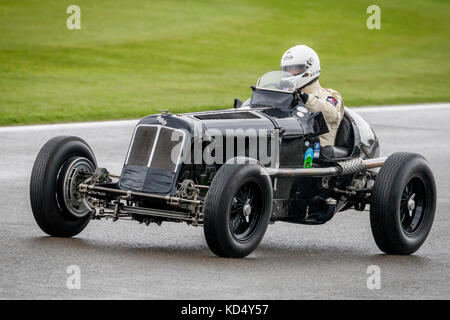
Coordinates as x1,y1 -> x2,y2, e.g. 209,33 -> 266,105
281,45 -> 344,146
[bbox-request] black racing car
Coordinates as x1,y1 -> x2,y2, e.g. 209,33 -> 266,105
30,71 -> 437,258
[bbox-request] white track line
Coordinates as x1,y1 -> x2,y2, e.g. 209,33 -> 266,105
0,103 -> 449,133
354,102 -> 450,113
0,119 -> 138,133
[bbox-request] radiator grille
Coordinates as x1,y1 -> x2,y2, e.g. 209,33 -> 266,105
151,127 -> 184,172
126,126 -> 158,166
126,125 -> 184,172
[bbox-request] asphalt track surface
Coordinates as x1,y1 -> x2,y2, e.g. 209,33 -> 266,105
1,103 -> 449,299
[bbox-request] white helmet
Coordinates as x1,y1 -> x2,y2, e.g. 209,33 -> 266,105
280,45 -> 321,89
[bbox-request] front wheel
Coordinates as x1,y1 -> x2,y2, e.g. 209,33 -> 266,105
203,162 -> 273,258
370,152 -> 436,255
30,136 -> 97,237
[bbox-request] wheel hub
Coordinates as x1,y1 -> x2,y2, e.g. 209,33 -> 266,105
407,194 -> 416,215
243,200 -> 252,222
61,157 -> 95,218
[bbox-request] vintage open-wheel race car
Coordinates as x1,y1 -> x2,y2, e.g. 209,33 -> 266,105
30,71 -> 437,258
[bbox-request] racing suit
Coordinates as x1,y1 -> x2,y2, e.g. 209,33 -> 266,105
301,80 -> 345,146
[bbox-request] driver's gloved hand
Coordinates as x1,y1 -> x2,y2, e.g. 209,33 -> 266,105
299,92 -> 309,103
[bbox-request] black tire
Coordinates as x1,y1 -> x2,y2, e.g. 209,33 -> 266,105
30,136 -> 97,237
370,152 -> 436,255
203,162 -> 273,258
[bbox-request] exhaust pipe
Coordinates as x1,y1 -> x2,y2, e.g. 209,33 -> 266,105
265,157 -> 387,177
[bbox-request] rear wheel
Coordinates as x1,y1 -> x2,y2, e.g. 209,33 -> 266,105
370,152 -> 436,255
203,163 -> 273,258
30,136 -> 97,237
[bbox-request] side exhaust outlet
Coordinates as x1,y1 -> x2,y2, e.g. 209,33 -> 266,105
265,157 -> 387,177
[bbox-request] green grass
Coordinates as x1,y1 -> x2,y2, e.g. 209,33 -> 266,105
0,0 -> 449,125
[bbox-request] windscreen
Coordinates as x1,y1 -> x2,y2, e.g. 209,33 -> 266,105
250,71 -> 296,109
256,71 -> 297,93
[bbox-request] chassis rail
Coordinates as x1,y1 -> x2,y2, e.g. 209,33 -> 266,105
120,205 -> 195,222
79,183 -> 202,205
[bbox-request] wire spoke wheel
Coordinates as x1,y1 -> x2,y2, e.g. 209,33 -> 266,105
399,177 -> 426,235
203,163 -> 272,258
229,181 -> 263,242
30,136 -> 97,237
370,152 -> 436,255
